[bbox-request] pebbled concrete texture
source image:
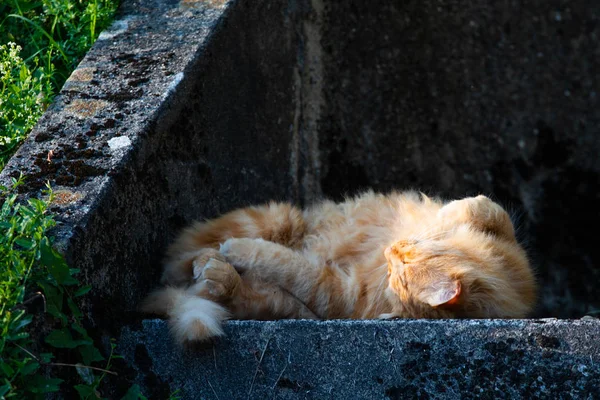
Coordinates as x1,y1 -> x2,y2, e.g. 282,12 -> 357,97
0,0 -> 599,397
119,318 -> 600,399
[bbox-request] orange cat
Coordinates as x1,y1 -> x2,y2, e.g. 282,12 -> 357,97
142,191 -> 537,344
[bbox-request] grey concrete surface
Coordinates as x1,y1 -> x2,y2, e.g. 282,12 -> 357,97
119,318 -> 600,399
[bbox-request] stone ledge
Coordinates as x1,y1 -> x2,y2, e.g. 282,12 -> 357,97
119,319 -> 600,399
0,0 -> 232,248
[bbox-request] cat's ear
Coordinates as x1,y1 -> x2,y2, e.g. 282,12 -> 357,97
419,279 -> 461,307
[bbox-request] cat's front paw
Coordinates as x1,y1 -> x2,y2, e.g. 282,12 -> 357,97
438,195 -> 514,239
220,238 -> 265,272
438,195 -> 491,220
194,258 -> 241,301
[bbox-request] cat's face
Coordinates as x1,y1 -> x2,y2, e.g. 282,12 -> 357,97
384,225 -> 536,319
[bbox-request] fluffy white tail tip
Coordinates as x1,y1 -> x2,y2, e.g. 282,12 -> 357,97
170,294 -> 230,344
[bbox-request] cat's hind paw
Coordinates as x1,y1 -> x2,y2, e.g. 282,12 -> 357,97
192,258 -> 242,301
161,248 -> 226,287
191,248 -> 227,280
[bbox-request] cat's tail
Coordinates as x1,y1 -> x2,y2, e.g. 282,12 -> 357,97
140,287 -> 230,344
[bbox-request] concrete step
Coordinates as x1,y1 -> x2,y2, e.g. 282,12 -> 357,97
118,318 -> 600,399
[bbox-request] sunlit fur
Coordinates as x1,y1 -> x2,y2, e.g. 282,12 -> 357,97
142,191 -> 537,344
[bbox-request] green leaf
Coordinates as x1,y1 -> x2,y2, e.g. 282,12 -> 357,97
11,0 -> 42,13
0,384 -> 10,398
68,297 -> 83,318
7,331 -> 29,341
14,237 -> 34,249
0,361 -> 15,376
45,328 -> 78,349
27,375 -> 63,393
19,360 -> 40,376
74,383 -> 98,399
8,311 -> 32,332
121,384 -> 147,400
78,345 -> 104,365
62,271 -> 81,286
37,281 -> 64,318
46,304 -> 68,323
40,239 -> 70,284
27,198 -> 46,212
72,323 -> 89,338
40,352 -> 54,363
74,285 -> 92,297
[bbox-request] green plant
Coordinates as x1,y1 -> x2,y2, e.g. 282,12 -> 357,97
0,42 -> 52,168
0,179 -> 140,398
0,1 -> 145,397
1,0 -> 119,89
0,178 -> 59,397
0,0 -> 119,168
0,178 -> 101,397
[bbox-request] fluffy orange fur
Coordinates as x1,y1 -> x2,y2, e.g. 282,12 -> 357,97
141,191 -> 537,344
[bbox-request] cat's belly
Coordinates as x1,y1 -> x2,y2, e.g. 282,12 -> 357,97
301,227 -> 390,268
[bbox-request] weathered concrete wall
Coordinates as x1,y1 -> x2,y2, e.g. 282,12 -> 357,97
315,0 -> 600,318
1,0 -> 599,398
120,319 -> 600,399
